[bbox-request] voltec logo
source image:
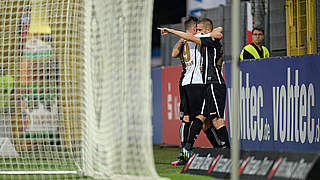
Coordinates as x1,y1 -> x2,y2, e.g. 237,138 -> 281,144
272,68 -> 320,144
227,68 -> 320,147
227,71 -> 270,141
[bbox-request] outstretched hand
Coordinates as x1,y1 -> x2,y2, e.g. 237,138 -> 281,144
157,27 -> 170,35
211,27 -> 223,39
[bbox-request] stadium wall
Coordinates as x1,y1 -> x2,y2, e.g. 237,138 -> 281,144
225,54 -> 320,152
152,54 -> 320,151
151,67 -> 162,144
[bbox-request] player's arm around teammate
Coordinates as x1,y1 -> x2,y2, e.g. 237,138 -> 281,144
158,26 -> 223,45
159,22 -> 229,149
159,22 -> 226,132
158,24 -> 224,129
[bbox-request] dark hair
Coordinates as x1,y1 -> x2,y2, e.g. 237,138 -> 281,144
184,15 -> 198,30
252,27 -> 264,34
199,18 -> 213,31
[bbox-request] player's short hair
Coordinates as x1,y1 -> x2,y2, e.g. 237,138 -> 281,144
199,18 -> 213,31
252,27 -> 264,34
184,15 -> 198,31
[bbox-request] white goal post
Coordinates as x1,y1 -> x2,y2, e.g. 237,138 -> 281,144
0,0 -> 163,179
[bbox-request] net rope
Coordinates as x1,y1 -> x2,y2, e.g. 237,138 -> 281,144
0,0 -> 163,179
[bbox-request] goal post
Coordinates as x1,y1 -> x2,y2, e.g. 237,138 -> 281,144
0,0 -> 163,179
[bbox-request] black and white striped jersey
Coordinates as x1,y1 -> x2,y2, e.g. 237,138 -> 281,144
199,33 -> 224,84
179,33 -> 203,86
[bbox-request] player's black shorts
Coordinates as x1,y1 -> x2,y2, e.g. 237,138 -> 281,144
179,84 -> 204,120
201,83 -> 226,120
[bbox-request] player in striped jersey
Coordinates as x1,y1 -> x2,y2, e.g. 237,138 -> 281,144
159,18 -> 230,161
196,18 -> 230,149
166,16 -> 204,165
159,19 -> 226,164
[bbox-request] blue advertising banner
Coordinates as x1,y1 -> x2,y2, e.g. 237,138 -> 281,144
225,54 -> 320,152
152,67 -> 162,144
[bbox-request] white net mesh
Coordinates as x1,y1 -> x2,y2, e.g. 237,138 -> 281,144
0,0 -> 162,179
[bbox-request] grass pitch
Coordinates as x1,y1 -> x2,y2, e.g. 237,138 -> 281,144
0,145 -> 222,180
153,145 -> 222,180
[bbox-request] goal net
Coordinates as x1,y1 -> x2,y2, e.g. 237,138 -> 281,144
0,0 -> 162,179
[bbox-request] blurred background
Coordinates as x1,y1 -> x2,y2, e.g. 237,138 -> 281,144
152,0 -> 320,67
